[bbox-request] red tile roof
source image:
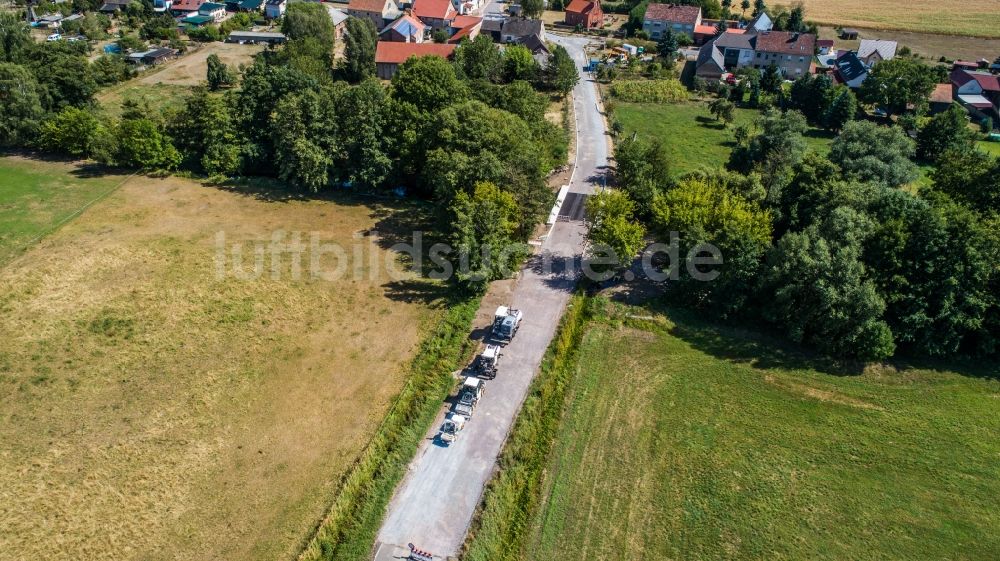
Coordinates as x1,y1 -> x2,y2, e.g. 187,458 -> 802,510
753,30 -> 816,56
412,0 -> 455,20
566,0 -> 596,14
930,83 -> 953,104
644,3 -> 700,25
452,14 -> 481,28
448,22 -> 478,42
375,41 -> 457,64
817,39 -> 834,47
693,23 -> 716,35
952,69 -> 1000,91
171,0 -> 204,11
348,0 -> 388,14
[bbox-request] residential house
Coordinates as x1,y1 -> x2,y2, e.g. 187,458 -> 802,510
182,13 -> 214,25
500,17 -> 544,43
816,39 -> 833,55
696,26 -> 816,80
565,0 -> 603,29
951,68 -> 1000,122
381,13 -> 426,42
928,83 -> 954,114
127,47 -> 178,66
198,2 -> 227,21
152,0 -> 173,11
264,0 -> 286,18
375,41 -> 457,78
347,0 -> 402,31
36,13 -> 63,28
171,0 -> 204,15
832,50 -> 867,88
448,15 -> 482,43
752,30 -> 815,77
413,0 -> 456,31
857,39 -> 896,66
642,3 -> 701,40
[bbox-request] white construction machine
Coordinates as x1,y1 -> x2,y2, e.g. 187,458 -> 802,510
492,305 -> 523,344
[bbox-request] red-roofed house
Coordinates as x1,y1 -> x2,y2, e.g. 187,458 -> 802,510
170,0 -> 204,14
642,3 -> 701,40
347,0 -> 401,31
951,69 -> 1000,122
752,30 -> 815,77
375,41 -> 457,78
448,15 -> 482,43
412,0 -> 456,31
565,0 -> 603,29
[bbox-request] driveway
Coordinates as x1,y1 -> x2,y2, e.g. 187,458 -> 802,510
373,34 -> 609,561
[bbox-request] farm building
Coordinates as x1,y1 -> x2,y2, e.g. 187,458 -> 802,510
500,17 -> 544,43
375,41 -> 456,79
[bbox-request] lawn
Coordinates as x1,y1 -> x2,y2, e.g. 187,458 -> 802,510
979,140 -> 1000,157
613,101 -> 834,176
0,156 -> 130,265
525,302 -> 1000,561
798,0 -> 1000,38
0,159 -> 446,561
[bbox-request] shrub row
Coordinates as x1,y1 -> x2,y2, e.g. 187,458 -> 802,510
297,295 -> 480,561
461,293 -> 594,561
610,79 -> 689,103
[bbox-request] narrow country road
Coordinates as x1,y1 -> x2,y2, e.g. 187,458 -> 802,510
373,34 -> 609,561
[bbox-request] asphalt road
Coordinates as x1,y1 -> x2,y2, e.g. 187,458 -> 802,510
373,34 -> 608,561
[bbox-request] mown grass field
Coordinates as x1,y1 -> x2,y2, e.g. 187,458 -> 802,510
524,302 -> 1000,561
0,157 -> 130,265
798,0 -> 1000,38
613,101 -> 834,176
0,158 -> 446,561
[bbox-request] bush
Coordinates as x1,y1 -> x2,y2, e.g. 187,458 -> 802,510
609,79 -> 689,103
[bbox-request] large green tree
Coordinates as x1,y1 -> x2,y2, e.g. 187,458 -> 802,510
930,147 -> 1000,214
450,181 -> 527,289
614,135 -> 671,216
454,34 -> 502,81
546,44 -> 579,98
585,190 -> 646,273
916,105 -> 973,162
729,108 -> 808,191
38,106 -> 100,157
828,120 -> 917,187
337,78 -> 392,188
0,62 -> 44,147
271,88 -> 338,191
762,206 -> 895,360
858,57 -> 936,116
343,16 -> 377,83
652,174 -> 773,317
391,55 -> 467,114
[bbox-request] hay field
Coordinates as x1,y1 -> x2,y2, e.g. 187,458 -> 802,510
794,0 -> 1000,38
524,304 -> 1000,560
0,159 -> 445,561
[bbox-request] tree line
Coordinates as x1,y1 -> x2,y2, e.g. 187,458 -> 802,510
595,99 -> 999,362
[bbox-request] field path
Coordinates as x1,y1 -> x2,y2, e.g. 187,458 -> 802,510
373,33 -> 608,560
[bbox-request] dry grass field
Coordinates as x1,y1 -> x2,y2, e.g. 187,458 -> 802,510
795,0 -> 1000,38
97,42 -> 263,116
817,26 -> 1000,62
0,158 -> 445,561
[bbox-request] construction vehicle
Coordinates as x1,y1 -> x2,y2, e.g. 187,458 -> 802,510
492,306 -> 523,343
453,377 -> 484,417
439,413 -> 467,443
472,344 -> 501,379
